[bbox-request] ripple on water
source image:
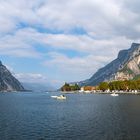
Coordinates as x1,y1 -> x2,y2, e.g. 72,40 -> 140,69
0,93 -> 140,140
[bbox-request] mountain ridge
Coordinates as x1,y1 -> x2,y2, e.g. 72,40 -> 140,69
77,43 -> 140,86
0,61 -> 25,91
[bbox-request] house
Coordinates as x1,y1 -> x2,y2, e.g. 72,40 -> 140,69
80,86 -> 98,91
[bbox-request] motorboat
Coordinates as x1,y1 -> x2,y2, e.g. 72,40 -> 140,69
51,96 -> 58,98
84,90 -> 91,93
110,93 -> 119,96
56,95 -> 66,100
51,95 -> 66,100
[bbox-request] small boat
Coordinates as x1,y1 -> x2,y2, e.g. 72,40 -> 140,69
56,95 -> 66,100
51,95 -> 66,100
51,96 -> 58,98
110,93 -> 119,96
84,90 -> 91,93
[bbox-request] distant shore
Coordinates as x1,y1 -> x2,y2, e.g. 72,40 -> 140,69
61,91 -> 140,94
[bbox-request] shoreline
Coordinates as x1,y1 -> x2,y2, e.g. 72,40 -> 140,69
60,91 -> 140,95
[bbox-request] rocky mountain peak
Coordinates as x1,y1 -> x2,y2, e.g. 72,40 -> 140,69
118,43 -> 140,63
0,61 -> 25,91
131,43 -> 140,50
77,43 -> 140,86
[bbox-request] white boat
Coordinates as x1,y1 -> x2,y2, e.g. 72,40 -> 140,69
51,95 -> 66,100
79,90 -> 84,93
84,90 -> 91,93
51,96 -> 58,98
56,95 -> 66,100
110,93 -> 119,96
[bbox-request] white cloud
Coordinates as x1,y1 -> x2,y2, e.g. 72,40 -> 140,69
0,28 -> 42,58
44,34 -> 134,56
14,72 -> 62,88
14,73 -> 48,83
1,0 -> 140,85
36,0 -> 120,33
0,0 -> 140,39
43,52 -> 113,82
0,27 -> 134,59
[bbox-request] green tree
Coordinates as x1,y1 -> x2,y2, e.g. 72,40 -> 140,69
61,83 -> 71,91
99,82 -> 109,91
74,84 -> 80,90
61,83 -> 80,91
136,79 -> 140,90
129,80 -> 138,90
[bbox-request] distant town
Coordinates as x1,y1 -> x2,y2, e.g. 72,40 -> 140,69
61,78 -> 140,94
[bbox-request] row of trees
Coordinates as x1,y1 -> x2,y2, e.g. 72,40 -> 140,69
98,80 -> 140,91
61,83 -> 80,91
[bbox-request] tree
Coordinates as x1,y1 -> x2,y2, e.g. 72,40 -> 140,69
61,83 -> 71,91
129,80 -> 138,90
99,82 -> 109,91
61,83 -> 80,91
136,79 -> 140,90
74,84 -> 80,90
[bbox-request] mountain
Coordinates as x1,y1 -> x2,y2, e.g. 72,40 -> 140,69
22,82 -> 55,92
78,43 -> 140,86
0,61 -> 24,91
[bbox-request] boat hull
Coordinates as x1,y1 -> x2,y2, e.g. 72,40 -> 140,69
110,94 -> 119,96
56,96 -> 66,100
51,95 -> 66,100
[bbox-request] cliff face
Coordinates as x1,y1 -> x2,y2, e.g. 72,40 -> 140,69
116,53 -> 140,80
78,43 -> 140,86
0,61 -> 24,91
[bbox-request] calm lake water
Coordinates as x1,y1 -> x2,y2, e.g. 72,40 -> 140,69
0,92 -> 140,140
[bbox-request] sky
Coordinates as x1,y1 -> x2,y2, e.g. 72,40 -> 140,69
0,0 -> 140,88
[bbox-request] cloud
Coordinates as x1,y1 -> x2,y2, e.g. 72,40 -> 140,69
43,52 -> 113,82
14,72 -> 62,88
44,34 -> 134,56
0,27 -> 133,59
0,0 -> 140,39
1,0 -> 140,85
14,73 -> 48,83
0,28 -> 43,58
37,0 -> 120,34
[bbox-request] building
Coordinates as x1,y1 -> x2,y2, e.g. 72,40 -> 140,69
80,86 -> 98,91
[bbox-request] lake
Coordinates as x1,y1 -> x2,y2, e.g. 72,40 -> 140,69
0,92 -> 140,140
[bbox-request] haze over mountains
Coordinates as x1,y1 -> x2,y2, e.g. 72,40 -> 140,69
77,43 -> 140,86
22,82 -> 55,92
